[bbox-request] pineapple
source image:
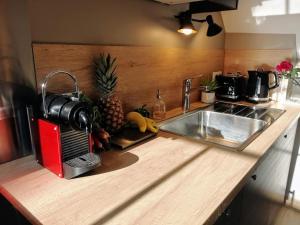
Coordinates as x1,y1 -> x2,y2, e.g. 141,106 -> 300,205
94,53 -> 124,134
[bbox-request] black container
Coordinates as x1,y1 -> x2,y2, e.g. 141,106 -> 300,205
43,94 -> 91,132
246,70 -> 279,102
40,70 -> 92,133
215,74 -> 246,101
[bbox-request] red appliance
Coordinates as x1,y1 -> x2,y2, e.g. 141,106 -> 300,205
38,119 -> 99,178
37,71 -> 100,179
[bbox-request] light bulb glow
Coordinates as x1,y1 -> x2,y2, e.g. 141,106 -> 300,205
178,28 -> 197,35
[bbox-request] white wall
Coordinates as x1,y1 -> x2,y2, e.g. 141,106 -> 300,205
221,0 -> 300,62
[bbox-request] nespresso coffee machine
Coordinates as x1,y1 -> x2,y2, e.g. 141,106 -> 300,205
35,71 -> 100,179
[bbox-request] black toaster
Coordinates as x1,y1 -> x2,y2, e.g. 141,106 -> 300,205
215,74 -> 246,101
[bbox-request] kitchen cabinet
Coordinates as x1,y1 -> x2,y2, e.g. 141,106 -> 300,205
239,121 -> 297,225
0,194 -> 31,225
154,0 -> 239,13
214,121 -> 298,225
214,191 -> 243,225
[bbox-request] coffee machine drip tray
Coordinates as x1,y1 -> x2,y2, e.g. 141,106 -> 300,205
60,127 -> 101,179
63,153 -> 101,179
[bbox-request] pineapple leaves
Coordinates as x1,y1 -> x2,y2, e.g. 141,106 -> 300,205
110,76 -> 118,89
94,53 -> 118,97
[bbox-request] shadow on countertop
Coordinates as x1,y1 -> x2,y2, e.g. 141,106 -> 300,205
84,151 -> 139,176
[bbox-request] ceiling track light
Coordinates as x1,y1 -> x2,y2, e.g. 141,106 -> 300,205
175,11 -> 223,37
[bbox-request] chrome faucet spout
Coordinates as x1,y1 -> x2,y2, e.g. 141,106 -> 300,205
183,79 -> 192,113
182,75 -> 203,113
183,93 -> 190,113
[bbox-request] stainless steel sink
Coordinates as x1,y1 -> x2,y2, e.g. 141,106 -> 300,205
160,102 -> 285,150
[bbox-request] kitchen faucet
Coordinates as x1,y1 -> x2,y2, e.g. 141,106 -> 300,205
182,75 -> 203,113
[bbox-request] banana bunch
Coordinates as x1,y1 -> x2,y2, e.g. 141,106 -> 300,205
126,112 -> 159,133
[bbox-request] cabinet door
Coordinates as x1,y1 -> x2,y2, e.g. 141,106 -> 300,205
214,191 -> 243,225
240,123 -> 297,225
0,194 -> 31,225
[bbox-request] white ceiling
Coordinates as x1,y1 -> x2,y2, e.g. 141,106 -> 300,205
221,0 -> 300,59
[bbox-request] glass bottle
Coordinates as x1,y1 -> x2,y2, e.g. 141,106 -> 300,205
153,89 -> 166,120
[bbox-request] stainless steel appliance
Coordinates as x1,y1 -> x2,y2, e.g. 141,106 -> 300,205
215,74 -> 246,101
246,69 -> 279,102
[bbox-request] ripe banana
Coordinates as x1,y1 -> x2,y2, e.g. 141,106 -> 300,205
126,112 -> 147,132
145,118 -> 159,133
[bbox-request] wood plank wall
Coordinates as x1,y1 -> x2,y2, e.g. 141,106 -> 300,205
33,43 -> 224,112
224,49 -> 294,75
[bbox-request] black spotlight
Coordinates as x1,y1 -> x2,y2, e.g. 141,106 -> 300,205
175,11 -> 197,35
175,11 -> 223,37
205,15 -> 223,37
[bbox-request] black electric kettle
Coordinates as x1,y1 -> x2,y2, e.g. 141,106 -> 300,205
246,69 -> 279,102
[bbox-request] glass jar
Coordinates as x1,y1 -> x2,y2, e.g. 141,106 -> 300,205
287,77 -> 300,103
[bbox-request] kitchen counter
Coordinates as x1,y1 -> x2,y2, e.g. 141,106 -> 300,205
0,102 -> 299,225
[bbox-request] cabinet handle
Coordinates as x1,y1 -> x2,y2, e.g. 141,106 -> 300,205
251,174 -> 257,180
284,134 -> 288,138
225,208 -> 232,217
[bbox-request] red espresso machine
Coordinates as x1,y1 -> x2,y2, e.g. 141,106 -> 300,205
37,71 -> 100,179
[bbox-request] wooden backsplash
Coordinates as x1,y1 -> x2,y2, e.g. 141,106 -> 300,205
224,49 -> 294,75
33,43 -> 224,112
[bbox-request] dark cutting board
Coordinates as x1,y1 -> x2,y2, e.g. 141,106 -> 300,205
111,127 -> 156,149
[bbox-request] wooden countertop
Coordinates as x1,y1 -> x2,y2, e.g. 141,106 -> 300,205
0,101 -> 299,225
